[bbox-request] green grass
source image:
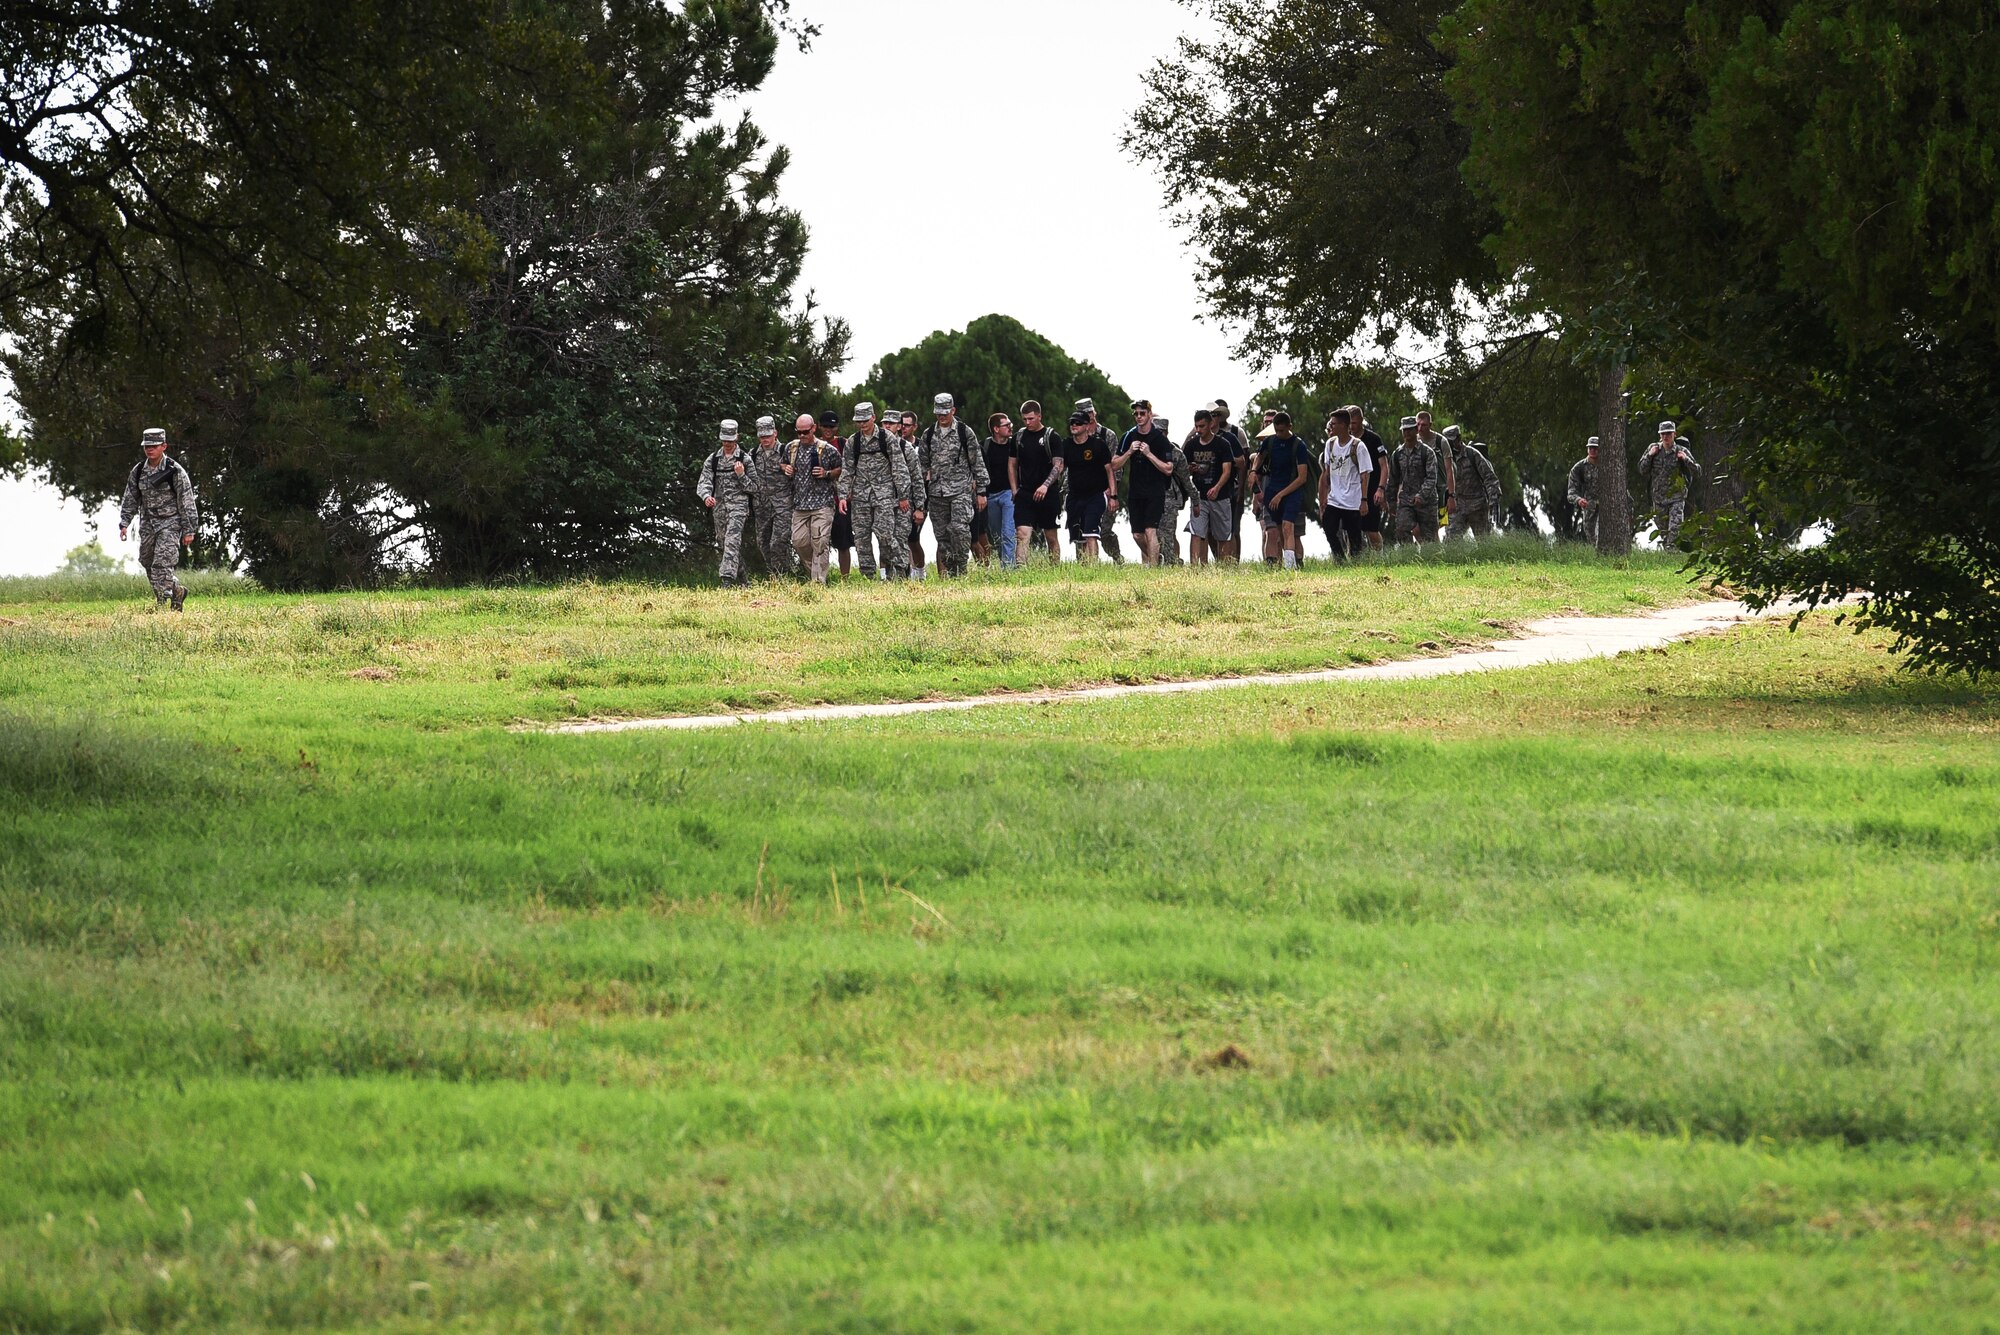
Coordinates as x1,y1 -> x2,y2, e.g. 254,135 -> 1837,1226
2,551 -> 1997,1332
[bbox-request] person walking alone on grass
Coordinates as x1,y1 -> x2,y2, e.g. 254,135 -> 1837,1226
1568,437 -> 1602,544
981,413 -> 1018,568
784,413 -> 843,584
1254,412 -> 1310,568
1012,400 -> 1065,562
1638,420 -> 1702,547
1380,416 -> 1439,547
1443,427 -> 1502,541
118,427 -> 198,610
1062,409 -> 1113,562
747,416 -> 796,578
1114,399 -> 1177,565
1318,409 -> 1371,561
918,392 -> 988,577
696,419 -> 755,585
841,403 -> 912,580
1183,408 -> 1235,565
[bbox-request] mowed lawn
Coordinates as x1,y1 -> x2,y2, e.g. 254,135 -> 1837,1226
2,554 -> 1998,1332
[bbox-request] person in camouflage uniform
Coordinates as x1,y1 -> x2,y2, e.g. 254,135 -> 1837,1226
917,392 -> 989,577
1415,410 -> 1455,541
1444,427 -> 1502,540
745,416 -> 796,578
1567,437 -> 1601,544
841,403 -> 913,580
1377,416 -> 1439,545
1638,420 -> 1702,547
896,411 -> 929,576
118,427 -> 198,609
1154,418 -> 1197,565
696,419 -> 756,585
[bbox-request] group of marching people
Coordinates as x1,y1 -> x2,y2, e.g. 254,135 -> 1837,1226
697,391 -> 1701,584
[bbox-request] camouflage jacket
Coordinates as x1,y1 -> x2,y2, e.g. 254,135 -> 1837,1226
1566,456 -> 1597,507
1451,443 -> 1502,514
841,428 -> 912,504
1638,442 -> 1701,506
902,439 -> 929,513
746,441 -> 792,499
1386,440 -> 1438,509
120,457 -> 199,529
696,446 -> 755,506
918,419 -> 989,500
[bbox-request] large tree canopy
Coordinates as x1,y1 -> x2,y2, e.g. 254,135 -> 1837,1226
845,315 -> 1131,435
1449,0 -> 2000,673
6,0 -> 841,588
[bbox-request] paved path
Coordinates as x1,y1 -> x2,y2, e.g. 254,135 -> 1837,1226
553,598 -> 1793,736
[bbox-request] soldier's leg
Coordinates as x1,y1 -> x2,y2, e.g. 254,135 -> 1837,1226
720,505 -> 749,583
140,521 -> 182,602
1157,497 -> 1182,566
885,508 -> 912,580
852,499 -> 880,577
1664,499 -> 1686,547
758,503 -> 792,576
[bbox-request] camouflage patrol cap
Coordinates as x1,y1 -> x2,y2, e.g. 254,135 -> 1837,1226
1399,416 -> 1419,430
1443,424 -> 1461,440
718,419 -> 740,441
755,416 -> 778,437
141,427 -> 167,445
933,392 -> 954,416
1658,420 -> 1677,433
1074,398 -> 1095,414
852,401 -> 876,422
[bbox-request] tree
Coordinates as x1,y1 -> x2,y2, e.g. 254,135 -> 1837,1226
845,315 -> 1130,435
7,0 -> 843,588
1427,332 -> 1598,536
1448,1 -> 2000,671
1126,0 -> 1498,372
1248,366 -> 1424,440
56,540 -> 122,576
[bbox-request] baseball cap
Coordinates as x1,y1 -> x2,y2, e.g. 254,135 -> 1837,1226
933,392 -> 954,415
1587,436 -> 1602,447
719,419 -> 740,441
755,416 -> 777,437
1130,399 -> 1152,412
852,401 -> 875,422
1068,410 -> 1090,426
818,411 -> 840,430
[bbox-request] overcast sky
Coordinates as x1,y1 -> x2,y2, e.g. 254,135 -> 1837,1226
2,0 -> 1267,575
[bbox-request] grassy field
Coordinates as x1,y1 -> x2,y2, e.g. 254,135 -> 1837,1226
3,550 -> 1997,1332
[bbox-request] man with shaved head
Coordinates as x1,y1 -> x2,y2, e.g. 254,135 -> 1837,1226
784,412 -> 843,583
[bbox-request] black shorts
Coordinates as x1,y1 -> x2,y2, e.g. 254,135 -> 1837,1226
1019,488 -> 1062,531
1126,489 -> 1166,533
1067,489 -> 1107,541
1359,502 -> 1382,533
831,505 -> 853,549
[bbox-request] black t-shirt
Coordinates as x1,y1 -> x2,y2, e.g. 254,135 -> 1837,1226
1358,428 -> 1387,492
1014,427 -> 1059,494
983,436 -> 1013,494
1120,426 -> 1173,501
1063,432 -> 1112,495
1184,433 -> 1234,500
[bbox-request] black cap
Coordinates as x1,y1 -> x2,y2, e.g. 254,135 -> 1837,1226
1130,399 -> 1152,412
818,411 -> 840,429
1068,410 -> 1091,426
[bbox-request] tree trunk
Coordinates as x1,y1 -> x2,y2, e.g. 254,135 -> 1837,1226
1594,361 -> 1633,555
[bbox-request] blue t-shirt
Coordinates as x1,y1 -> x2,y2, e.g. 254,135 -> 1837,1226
1259,435 -> 1307,496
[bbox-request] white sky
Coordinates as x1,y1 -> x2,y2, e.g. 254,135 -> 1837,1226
1,0 -> 1269,575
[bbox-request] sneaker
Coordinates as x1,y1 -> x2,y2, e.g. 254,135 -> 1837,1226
170,584 -> 187,612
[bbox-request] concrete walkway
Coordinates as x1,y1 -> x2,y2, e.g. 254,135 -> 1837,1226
553,598 -> 1793,736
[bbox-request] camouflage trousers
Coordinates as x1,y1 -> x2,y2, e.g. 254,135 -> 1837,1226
711,500 -> 750,582
1651,499 -> 1687,548
850,494 -> 909,580
749,497 -> 794,577
1445,506 -> 1494,541
1393,502 -> 1435,545
1157,493 -> 1186,565
138,519 -> 185,601
931,492 -> 977,577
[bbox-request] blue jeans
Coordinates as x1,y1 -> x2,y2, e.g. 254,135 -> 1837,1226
984,489 -> 1017,566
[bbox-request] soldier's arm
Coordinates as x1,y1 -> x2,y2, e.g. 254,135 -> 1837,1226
119,471 -> 140,527
1682,449 -> 1702,484
696,456 -> 716,503
840,440 -> 858,501
175,467 -> 199,531
1637,448 -> 1656,479
1481,453 -> 1500,512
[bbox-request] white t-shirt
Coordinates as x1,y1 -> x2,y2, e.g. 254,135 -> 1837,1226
1321,437 -> 1371,511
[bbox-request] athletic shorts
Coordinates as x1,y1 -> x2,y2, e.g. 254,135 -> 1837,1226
831,505 -> 853,550
1188,497 -> 1235,543
1358,501 -> 1382,533
1018,487 -> 1062,531
1260,489 -> 1302,527
1126,489 -> 1166,533
1067,489 -> 1108,542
